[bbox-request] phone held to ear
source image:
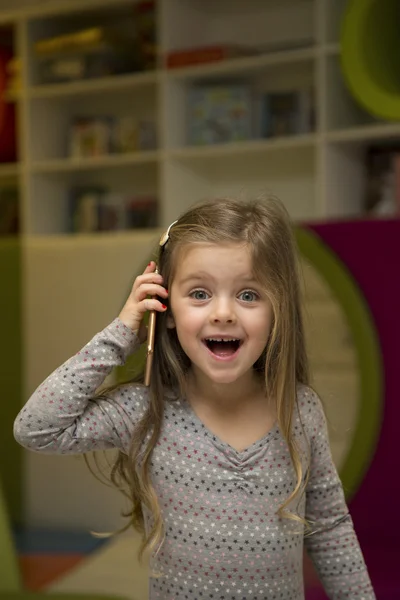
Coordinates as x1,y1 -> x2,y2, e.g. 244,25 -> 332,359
144,267 -> 158,386
144,219 -> 176,386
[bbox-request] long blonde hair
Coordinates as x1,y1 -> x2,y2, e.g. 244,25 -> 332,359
91,195 -> 309,562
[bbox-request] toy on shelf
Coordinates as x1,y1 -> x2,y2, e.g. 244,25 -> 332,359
33,1 -> 158,86
34,27 -> 141,84
5,57 -> 21,97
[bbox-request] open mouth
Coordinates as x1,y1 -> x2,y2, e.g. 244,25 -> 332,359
203,338 -> 243,358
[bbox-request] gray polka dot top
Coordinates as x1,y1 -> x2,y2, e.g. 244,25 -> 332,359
14,319 -> 375,600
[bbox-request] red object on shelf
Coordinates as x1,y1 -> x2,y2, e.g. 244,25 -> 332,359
165,45 -> 253,69
0,45 -> 17,163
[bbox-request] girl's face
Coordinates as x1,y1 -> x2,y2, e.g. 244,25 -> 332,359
167,242 -> 273,387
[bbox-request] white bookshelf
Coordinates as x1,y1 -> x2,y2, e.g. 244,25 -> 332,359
1,0 -> 399,237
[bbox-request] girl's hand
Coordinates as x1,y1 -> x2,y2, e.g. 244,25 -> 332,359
118,261 -> 168,340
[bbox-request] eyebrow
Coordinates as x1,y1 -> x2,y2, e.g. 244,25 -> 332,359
178,272 -> 258,285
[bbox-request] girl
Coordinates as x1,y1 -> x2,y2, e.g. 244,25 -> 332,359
14,196 -> 375,600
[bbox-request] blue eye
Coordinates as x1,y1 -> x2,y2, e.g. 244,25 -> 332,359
239,290 -> 259,302
190,289 -> 209,300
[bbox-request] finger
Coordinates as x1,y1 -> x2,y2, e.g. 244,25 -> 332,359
135,283 -> 168,302
140,298 -> 167,313
144,260 -> 157,273
133,270 -> 163,290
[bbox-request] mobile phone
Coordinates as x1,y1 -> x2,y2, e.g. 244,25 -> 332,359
144,267 -> 158,386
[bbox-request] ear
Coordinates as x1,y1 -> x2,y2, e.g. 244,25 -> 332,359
166,312 -> 175,329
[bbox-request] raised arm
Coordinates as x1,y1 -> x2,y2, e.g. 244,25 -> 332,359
14,318 -> 146,455
14,261 -> 169,455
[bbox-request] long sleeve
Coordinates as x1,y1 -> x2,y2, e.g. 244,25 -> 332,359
302,387 -> 375,599
14,318 -> 149,455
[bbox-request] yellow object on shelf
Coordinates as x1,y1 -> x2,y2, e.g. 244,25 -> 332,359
34,27 -> 107,56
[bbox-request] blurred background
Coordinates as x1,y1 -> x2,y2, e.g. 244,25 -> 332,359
1,0 -> 399,598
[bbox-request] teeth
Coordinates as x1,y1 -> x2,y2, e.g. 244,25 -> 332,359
206,338 -> 240,342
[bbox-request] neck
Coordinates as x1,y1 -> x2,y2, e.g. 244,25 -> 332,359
186,369 -> 265,413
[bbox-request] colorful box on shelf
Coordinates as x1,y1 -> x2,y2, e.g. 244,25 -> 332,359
186,83 -> 314,146
187,84 -> 252,146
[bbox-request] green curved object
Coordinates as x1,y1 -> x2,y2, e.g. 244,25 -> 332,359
341,0 -> 400,120
296,227 -> 383,500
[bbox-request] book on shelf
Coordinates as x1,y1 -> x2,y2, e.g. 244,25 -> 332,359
114,117 -> 157,152
126,196 -> 157,229
260,88 -> 315,138
69,115 -> 157,157
69,117 -> 114,158
185,83 -> 314,146
364,146 -> 400,217
187,83 -> 252,145
68,186 -> 157,233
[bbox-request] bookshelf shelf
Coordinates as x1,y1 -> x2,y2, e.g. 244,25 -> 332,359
0,0 -> 398,237
165,47 -> 317,81
31,151 -> 160,174
168,135 -> 316,161
0,163 -> 20,179
326,123 -> 400,144
26,228 -> 160,244
28,71 -> 160,99
323,42 -> 340,56
13,0 -> 135,20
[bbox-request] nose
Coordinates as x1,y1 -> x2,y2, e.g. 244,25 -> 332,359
210,297 -> 236,324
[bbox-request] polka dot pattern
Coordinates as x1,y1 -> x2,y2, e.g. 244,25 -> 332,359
14,318 -> 375,599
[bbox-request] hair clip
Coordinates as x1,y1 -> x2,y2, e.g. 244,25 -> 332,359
159,220 -> 178,247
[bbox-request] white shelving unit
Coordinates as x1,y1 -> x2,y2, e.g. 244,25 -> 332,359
0,0 -> 399,237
